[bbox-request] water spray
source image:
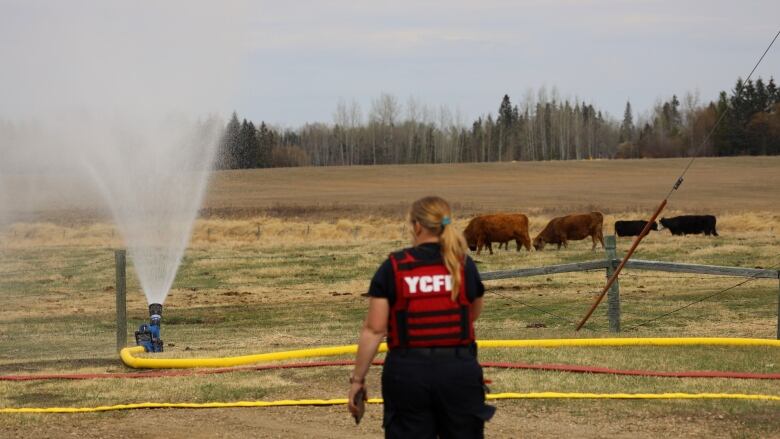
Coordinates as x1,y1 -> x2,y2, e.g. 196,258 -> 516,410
135,303 -> 164,353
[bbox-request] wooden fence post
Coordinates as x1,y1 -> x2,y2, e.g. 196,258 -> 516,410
776,274 -> 780,340
604,235 -> 621,332
115,249 -> 127,352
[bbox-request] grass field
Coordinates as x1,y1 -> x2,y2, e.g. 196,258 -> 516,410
1,157 -> 780,438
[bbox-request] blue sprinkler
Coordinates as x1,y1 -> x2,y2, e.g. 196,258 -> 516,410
135,303 -> 164,352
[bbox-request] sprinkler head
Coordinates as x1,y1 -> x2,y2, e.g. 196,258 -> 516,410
149,303 -> 163,324
135,303 -> 164,352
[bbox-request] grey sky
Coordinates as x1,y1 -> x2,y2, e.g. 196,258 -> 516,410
1,1 -> 778,126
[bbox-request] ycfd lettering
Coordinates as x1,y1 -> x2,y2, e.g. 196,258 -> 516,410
403,275 -> 452,294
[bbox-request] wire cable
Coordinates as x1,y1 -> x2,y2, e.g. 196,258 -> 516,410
488,288 -> 582,327
624,261 -> 780,331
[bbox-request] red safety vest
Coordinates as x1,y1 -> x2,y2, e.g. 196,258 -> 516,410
387,250 -> 474,349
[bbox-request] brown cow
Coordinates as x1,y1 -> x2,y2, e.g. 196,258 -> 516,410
463,213 -> 532,255
533,212 -> 604,251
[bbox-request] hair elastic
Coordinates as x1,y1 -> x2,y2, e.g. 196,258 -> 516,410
441,216 -> 451,226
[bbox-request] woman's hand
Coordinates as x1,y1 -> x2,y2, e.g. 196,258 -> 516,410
348,297 -> 387,420
347,381 -> 367,417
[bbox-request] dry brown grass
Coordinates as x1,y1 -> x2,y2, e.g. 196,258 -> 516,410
2,210 -> 778,249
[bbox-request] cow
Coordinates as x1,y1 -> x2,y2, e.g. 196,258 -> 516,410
659,215 -> 719,236
615,220 -> 658,237
463,213 -> 532,255
533,212 -> 604,251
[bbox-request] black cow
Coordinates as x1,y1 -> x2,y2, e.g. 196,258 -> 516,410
615,220 -> 658,237
659,215 -> 719,236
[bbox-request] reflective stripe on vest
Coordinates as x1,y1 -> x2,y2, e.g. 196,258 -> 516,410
387,250 -> 474,349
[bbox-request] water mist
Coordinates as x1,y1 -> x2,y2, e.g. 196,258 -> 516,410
85,116 -> 222,305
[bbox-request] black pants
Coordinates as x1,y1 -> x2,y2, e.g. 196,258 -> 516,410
381,347 -> 496,439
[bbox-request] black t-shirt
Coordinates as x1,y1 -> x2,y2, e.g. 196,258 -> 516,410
367,243 -> 485,305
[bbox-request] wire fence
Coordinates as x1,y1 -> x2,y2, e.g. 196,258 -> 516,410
621,261 -> 780,332
483,269 -> 778,335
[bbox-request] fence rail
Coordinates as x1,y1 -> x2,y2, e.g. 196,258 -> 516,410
622,260 -> 778,279
482,259 -> 779,281
481,260 -> 607,281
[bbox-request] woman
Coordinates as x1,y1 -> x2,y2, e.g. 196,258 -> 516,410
348,196 -> 495,438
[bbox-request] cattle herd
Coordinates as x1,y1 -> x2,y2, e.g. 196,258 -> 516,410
463,212 -> 719,255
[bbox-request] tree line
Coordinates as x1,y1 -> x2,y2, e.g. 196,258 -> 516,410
215,76 -> 780,169
620,77 -> 780,158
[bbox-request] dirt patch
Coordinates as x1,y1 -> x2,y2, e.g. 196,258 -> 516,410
6,391 -> 84,407
2,402 -> 778,439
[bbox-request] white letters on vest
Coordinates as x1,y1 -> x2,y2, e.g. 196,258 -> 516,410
403,275 -> 453,294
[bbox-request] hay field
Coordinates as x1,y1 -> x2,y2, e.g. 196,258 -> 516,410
1,157 -> 780,438
203,156 -> 780,217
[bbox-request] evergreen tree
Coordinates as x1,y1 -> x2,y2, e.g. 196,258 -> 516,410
497,95 -> 515,127
470,118 -> 483,162
218,112 -> 241,169
237,119 -> 259,168
496,94 -> 515,161
619,100 -> 634,142
711,91 -> 734,155
767,77 -> 778,105
670,95 -> 682,135
755,78 -> 769,112
257,121 -> 274,168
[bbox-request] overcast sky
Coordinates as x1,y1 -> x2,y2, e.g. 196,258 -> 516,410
1,0 -> 778,126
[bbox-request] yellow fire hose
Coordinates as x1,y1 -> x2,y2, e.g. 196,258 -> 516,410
121,337 -> 780,369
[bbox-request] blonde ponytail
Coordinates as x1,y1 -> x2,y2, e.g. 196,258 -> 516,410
409,196 -> 468,301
